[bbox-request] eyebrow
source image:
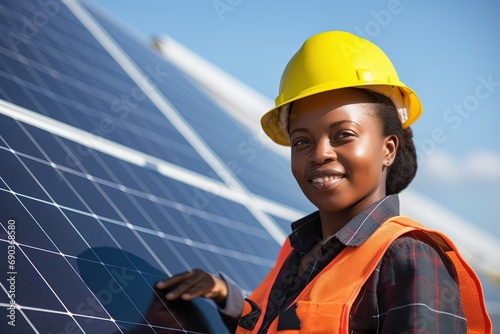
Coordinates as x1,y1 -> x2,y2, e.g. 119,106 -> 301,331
290,120 -> 360,136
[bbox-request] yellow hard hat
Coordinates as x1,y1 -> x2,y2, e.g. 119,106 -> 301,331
261,30 -> 422,146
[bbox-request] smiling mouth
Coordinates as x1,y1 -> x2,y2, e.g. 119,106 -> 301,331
311,175 -> 343,184
308,175 -> 345,190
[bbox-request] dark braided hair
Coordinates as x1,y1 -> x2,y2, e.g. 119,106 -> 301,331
360,89 -> 418,194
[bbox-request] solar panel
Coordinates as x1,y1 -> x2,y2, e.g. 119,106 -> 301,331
0,0 -> 314,332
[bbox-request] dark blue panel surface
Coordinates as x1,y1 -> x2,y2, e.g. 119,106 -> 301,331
0,191 -> 58,252
0,241 -> 66,312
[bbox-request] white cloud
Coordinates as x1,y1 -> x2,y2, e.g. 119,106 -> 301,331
465,150 -> 500,180
418,149 -> 500,185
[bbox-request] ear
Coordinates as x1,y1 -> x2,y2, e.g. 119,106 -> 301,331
383,134 -> 398,167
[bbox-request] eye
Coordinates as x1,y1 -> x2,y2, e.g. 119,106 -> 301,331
292,138 -> 310,148
335,131 -> 355,140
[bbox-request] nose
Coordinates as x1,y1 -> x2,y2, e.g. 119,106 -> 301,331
309,136 -> 337,165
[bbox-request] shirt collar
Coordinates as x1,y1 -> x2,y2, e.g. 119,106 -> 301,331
290,194 -> 400,252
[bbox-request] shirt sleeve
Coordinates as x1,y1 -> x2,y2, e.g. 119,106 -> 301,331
215,273 -> 248,333
217,272 -> 246,318
374,231 -> 467,333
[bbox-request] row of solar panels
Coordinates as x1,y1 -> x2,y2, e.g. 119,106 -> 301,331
0,0 -> 314,332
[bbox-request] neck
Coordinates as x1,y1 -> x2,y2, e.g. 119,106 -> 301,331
319,211 -> 351,240
319,192 -> 388,240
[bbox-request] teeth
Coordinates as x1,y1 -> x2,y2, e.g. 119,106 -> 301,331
312,176 -> 341,183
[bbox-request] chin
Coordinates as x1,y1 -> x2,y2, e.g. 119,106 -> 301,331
307,195 -> 348,213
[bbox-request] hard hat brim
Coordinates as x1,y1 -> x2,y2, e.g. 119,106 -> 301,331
261,83 -> 422,146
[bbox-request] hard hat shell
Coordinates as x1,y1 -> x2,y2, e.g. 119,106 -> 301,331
261,30 -> 422,146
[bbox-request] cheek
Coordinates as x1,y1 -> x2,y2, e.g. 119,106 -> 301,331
291,154 -> 309,187
344,144 -> 383,175
291,157 -> 302,182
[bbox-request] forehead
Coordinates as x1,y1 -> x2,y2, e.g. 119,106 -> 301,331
289,88 -> 379,127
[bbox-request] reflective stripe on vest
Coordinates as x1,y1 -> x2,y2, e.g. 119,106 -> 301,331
236,216 -> 492,334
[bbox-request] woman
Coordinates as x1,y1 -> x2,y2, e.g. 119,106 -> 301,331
156,31 -> 491,333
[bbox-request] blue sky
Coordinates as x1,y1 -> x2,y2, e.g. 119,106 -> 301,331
90,0 -> 500,238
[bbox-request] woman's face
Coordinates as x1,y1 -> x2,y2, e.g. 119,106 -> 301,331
289,88 -> 397,217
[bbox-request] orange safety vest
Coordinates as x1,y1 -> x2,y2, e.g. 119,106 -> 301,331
236,216 -> 492,334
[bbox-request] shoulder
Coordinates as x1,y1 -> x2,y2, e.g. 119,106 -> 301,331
385,229 -> 442,253
384,229 -> 448,257
380,230 -> 459,284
